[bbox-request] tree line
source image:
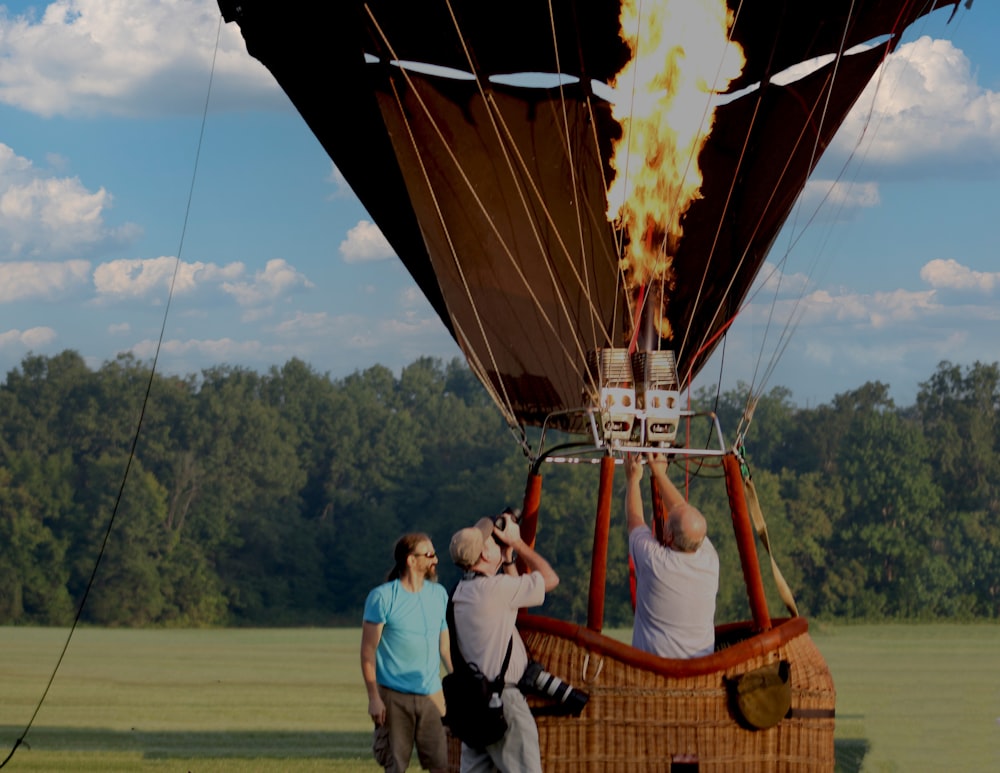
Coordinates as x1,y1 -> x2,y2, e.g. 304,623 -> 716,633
0,351 -> 997,627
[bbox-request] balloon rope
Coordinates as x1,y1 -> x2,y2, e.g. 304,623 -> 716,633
441,0 -> 611,366
368,2 -> 615,419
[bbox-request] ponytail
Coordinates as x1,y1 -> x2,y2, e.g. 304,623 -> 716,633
386,532 -> 431,581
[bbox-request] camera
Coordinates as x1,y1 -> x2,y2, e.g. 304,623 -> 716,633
518,660 -> 589,716
493,506 -> 521,532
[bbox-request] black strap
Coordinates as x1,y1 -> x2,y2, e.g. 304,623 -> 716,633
448,584 -> 514,687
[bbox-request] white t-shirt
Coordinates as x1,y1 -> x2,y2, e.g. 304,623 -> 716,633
451,571 -> 546,684
629,527 -> 719,658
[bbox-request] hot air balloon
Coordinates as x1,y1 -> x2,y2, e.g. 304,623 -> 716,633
217,1 -> 971,769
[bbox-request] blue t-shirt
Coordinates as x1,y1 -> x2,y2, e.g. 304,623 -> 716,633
363,579 -> 449,695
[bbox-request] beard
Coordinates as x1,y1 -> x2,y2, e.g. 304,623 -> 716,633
425,564 -> 438,582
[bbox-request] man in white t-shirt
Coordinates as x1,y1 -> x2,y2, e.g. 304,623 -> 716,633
448,513 -> 559,772
625,453 -> 719,659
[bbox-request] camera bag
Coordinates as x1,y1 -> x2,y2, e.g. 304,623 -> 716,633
442,595 -> 512,750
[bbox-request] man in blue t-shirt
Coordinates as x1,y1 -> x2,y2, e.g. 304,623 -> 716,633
361,533 -> 452,773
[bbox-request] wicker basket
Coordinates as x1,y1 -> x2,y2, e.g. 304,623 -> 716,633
446,615 -> 835,772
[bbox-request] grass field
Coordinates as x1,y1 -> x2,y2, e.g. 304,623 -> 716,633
0,624 -> 997,772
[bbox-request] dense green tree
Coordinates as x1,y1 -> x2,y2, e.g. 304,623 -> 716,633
79,455 -> 172,626
773,470 -> 841,617
0,350 -> 998,626
835,410 -> 948,617
0,466 -> 73,623
260,358 -> 341,520
916,361 -> 1000,615
785,381 -> 896,476
916,361 -> 1000,512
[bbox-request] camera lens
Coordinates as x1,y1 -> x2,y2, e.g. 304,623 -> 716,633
518,661 -> 589,716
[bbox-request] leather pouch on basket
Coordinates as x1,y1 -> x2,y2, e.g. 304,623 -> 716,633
728,660 -> 791,730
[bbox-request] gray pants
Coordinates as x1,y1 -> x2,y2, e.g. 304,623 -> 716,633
459,686 -> 541,773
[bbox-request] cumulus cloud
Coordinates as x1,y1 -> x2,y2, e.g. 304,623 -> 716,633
269,306 -> 452,363
920,258 -> 998,293
0,326 -> 58,349
835,36 -> 1000,168
797,179 -> 881,218
327,164 -> 355,198
90,256 -> 312,308
0,143 -> 137,258
776,287 -> 941,328
128,336 -> 269,362
93,256 -> 244,300
0,259 -> 91,301
750,260 -> 813,297
272,311 -> 330,336
221,258 -> 314,305
0,0 -> 281,118
729,258 -> 999,404
340,220 -> 395,263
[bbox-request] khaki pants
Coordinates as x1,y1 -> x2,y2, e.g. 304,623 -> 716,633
373,685 -> 448,772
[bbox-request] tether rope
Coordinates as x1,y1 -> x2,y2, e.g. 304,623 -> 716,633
0,14 -> 223,769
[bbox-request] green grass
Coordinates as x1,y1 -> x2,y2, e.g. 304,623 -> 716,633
0,627 -> 380,772
0,624 -> 998,771
811,622 -> 1000,773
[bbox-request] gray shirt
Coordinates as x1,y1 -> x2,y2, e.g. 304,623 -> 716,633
630,527 -> 719,658
451,571 -> 546,684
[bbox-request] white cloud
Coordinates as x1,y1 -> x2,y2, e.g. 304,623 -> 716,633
0,0 -> 281,118
750,260 -> 813,297
0,326 -> 58,349
221,258 -> 313,305
0,143 -> 136,258
272,311 -> 329,336
340,220 -> 395,263
727,267 -> 999,405
798,179 -> 881,215
920,258 -> 998,293
93,256 -> 244,300
836,36 -> 1000,167
327,164 -> 354,198
129,336 -> 268,362
0,259 -> 91,301
777,287 -> 941,328
269,306 -> 454,365
402,285 -> 442,307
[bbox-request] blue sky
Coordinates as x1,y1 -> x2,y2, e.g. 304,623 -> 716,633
0,0 -> 997,411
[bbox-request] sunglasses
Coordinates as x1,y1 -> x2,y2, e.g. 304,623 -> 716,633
411,551 -> 437,559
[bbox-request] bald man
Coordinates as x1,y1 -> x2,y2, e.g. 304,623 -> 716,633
624,453 -> 719,659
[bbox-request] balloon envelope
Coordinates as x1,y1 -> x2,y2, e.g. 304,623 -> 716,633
219,0 -> 959,433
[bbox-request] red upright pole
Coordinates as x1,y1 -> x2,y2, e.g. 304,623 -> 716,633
723,453 -> 771,632
512,471 -> 543,576
519,471 -> 542,550
587,455 -> 616,633
650,476 -> 667,544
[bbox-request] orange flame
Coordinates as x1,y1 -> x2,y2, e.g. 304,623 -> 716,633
608,0 -> 745,337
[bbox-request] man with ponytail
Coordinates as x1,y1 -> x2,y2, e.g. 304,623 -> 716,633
361,533 -> 453,773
